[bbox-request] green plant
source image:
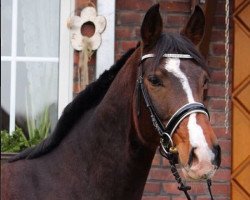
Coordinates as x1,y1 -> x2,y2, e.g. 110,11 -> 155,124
1,92 -> 52,153
1,127 -> 29,153
1,106 -> 51,153
26,106 -> 51,142
25,80 -> 51,142
1,126 -> 47,153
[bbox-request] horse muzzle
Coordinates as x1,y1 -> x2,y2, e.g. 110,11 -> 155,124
181,145 -> 221,181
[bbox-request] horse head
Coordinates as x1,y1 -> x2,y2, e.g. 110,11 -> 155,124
133,4 -> 221,181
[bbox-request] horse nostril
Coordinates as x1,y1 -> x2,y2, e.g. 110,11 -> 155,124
212,145 -> 221,167
188,147 -> 198,166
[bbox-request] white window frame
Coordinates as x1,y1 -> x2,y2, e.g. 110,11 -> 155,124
1,0 -> 74,133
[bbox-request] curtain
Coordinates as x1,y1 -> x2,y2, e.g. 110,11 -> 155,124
17,0 -> 60,133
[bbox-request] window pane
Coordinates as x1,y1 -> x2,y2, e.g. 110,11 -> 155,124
15,62 -> 58,137
17,0 -> 60,57
1,62 -> 11,131
1,0 -> 12,56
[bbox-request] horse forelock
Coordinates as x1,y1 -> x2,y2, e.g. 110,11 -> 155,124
151,33 -> 208,74
9,47 -> 138,162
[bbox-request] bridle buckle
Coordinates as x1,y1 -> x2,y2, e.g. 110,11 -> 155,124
169,146 -> 178,154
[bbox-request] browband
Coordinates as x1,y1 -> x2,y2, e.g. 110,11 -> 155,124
141,53 -> 192,61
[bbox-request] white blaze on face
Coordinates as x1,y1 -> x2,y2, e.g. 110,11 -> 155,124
164,58 -> 195,103
164,58 -> 214,163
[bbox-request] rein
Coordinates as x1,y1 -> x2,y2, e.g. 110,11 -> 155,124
137,53 -> 214,200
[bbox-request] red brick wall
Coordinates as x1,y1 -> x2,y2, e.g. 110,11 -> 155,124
116,0 -> 231,199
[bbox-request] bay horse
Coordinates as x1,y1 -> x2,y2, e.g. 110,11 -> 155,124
1,4 -> 221,200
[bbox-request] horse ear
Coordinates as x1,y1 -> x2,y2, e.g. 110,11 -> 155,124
141,4 -> 163,49
180,6 -> 205,45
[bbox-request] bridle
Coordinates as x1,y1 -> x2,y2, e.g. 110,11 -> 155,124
136,53 -> 214,200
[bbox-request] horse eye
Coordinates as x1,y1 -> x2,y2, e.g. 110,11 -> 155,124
148,75 -> 162,86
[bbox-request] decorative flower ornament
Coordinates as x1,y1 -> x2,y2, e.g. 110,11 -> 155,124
67,6 -> 107,91
68,6 -> 106,51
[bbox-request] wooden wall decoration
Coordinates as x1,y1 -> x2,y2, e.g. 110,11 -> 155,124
68,5 -> 106,90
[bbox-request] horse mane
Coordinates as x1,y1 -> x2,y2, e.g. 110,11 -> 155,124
9,47 -> 137,162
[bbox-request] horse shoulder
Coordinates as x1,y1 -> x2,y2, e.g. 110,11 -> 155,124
1,161 -> 39,200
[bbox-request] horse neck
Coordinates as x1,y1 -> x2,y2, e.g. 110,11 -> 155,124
77,51 -> 157,200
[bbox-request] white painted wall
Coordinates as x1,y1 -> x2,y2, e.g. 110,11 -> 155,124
96,0 -> 115,79
58,0 -> 75,117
